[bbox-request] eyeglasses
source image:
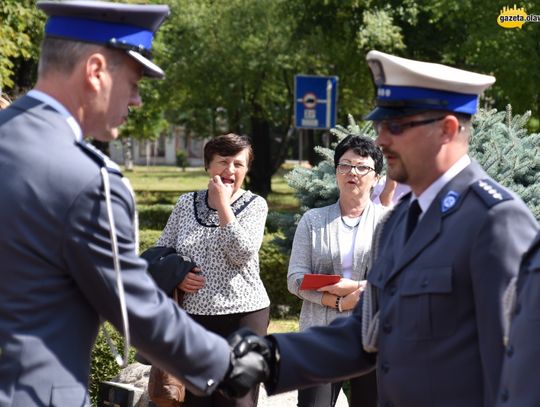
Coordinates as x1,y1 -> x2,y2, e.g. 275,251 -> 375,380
336,163 -> 375,175
374,116 -> 446,136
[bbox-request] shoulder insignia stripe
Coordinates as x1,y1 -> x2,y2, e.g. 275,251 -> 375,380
471,178 -> 513,208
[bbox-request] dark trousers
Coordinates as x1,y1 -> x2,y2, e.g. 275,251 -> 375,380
297,369 -> 378,407
184,307 -> 270,407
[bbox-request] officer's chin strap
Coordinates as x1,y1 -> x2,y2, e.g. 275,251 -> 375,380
100,167 -> 131,368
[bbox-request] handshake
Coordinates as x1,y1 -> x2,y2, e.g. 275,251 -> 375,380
218,328 -> 279,398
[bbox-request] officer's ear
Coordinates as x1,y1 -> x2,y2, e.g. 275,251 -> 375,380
86,53 -> 108,91
440,115 -> 461,145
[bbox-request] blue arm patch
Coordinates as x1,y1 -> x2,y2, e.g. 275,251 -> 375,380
471,178 -> 513,208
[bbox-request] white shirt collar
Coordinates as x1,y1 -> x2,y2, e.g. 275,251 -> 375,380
412,154 -> 471,217
27,89 -> 83,142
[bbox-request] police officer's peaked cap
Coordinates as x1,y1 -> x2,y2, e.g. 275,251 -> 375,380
37,0 -> 170,79
364,50 -> 496,121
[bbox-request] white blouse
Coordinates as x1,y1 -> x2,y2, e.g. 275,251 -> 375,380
157,190 -> 270,315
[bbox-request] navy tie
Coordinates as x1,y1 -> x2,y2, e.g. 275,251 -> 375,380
405,200 -> 422,241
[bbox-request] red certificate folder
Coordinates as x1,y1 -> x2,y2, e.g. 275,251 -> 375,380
300,274 -> 341,290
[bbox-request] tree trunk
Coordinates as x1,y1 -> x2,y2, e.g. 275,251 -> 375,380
307,129 -> 324,167
248,115 -> 272,198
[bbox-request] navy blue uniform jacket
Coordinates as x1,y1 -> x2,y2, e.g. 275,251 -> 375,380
268,161 -> 538,407
0,96 -> 230,406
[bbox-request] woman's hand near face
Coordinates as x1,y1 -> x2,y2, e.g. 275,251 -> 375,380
207,175 -> 236,226
207,175 -> 232,210
178,267 -> 205,293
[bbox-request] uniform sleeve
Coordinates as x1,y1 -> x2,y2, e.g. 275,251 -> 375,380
61,174 -> 230,396
267,304 -> 375,394
216,195 -> 268,267
470,199 -> 538,400
287,211 -> 324,305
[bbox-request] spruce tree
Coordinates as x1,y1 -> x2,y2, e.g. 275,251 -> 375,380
271,107 -> 540,253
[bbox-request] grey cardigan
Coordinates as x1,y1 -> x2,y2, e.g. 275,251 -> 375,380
288,200 -> 388,331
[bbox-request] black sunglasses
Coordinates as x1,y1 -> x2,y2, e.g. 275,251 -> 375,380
374,116 -> 446,136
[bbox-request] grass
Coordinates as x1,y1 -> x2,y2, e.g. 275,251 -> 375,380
268,318 -> 299,334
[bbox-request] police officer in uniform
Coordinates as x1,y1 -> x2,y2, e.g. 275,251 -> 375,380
0,1 -> 264,405
497,232 -> 540,405
226,50 -> 539,407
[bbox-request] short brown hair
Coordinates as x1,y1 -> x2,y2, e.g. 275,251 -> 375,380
203,133 -> 254,170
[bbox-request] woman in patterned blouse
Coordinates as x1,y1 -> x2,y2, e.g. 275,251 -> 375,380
157,133 -> 270,407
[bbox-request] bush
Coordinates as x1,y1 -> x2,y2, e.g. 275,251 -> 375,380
89,323 -> 136,406
139,229 -> 163,252
138,204 -> 173,230
137,190 -> 180,205
259,234 -> 301,318
176,149 -> 189,171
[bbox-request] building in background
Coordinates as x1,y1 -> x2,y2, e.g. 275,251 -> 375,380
109,125 -> 207,167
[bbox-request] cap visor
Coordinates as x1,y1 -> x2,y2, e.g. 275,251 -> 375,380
127,50 -> 165,79
364,107 -> 429,121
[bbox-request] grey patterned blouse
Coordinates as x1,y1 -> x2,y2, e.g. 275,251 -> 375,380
157,190 -> 270,315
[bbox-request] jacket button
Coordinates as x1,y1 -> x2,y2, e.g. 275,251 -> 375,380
501,389 -> 509,402
207,379 -> 215,387
381,362 -> 390,374
383,322 -> 392,334
506,345 -> 514,357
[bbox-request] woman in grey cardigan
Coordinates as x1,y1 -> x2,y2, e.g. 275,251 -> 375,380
288,135 -> 389,407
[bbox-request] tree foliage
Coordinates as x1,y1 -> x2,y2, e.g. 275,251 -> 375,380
1,1 -> 538,151
154,0 -> 409,195
0,0 -> 44,92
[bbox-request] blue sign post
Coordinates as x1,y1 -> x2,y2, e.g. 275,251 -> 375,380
294,75 -> 338,129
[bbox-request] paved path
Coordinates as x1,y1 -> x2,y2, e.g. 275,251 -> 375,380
258,386 -> 349,406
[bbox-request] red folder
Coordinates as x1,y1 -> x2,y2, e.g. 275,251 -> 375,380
300,274 -> 341,290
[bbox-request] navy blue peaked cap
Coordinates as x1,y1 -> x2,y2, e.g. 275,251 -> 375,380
37,0 -> 170,79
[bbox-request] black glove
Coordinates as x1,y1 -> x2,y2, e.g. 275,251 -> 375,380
219,328 -> 277,398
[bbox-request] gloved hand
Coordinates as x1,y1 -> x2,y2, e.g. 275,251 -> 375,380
219,328 -> 277,398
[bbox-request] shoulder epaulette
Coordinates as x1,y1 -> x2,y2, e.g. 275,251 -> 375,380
76,141 -> 122,176
471,178 -> 513,208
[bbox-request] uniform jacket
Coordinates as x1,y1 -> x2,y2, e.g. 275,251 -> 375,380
0,96 -> 230,406
496,231 -> 540,406
268,161 -> 538,407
